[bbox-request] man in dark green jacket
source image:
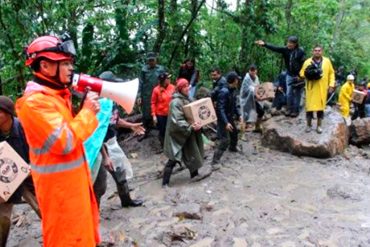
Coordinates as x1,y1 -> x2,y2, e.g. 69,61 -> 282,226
162,79 -> 207,187
137,52 -> 165,141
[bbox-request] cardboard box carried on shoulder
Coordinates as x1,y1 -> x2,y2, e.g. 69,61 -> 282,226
352,89 -> 366,104
0,141 -> 30,203
183,97 -> 217,127
255,82 -> 275,100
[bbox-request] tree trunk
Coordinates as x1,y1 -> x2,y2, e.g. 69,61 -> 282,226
285,0 -> 293,30
331,0 -> 346,53
153,0 -> 166,53
0,75 -> 3,96
238,0 -> 252,69
185,0 -> 199,59
80,22 -> 94,73
168,0 -> 206,67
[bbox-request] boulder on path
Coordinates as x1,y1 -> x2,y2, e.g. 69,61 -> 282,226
350,118 -> 370,146
261,108 -> 349,158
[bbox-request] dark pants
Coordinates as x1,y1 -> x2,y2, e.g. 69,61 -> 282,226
272,91 -> 286,110
352,103 -> 366,120
217,120 -> 238,151
156,115 -> 168,144
93,163 -> 132,207
142,117 -> 153,133
306,111 -> 324,119
286,75 -> 303,114
256,102 -> 265,119
93,164 -> 107,207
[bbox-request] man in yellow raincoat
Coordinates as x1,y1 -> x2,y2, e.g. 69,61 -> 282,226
338,74 -> 355,118
300,45 -> 335,134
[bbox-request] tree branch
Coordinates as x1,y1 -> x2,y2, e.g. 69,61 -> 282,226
168,0 -> 206,67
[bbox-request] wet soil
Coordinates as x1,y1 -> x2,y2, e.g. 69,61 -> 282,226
7,130 -> 370,247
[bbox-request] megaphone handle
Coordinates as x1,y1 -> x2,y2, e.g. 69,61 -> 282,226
79,87 -> 91,111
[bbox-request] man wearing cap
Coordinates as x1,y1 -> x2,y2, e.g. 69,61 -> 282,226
138,52 -> 165,141
255,36 -> 305,117
0,96 -> 39,247
211,72 -> 241,169
16,35 -> 101,246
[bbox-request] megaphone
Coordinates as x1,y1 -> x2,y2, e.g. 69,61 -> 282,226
72,73 -> 138,114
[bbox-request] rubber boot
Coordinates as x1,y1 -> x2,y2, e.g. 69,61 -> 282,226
162,160 -> 177,186
0,204 -> 12,247
158,135 -> 164,148
239,121 -> 247,141
305,117 -> 313,133
111,167 -> 143,207
316,118 -> 323,134
93,164 -> 108,209
155,135 -> 164,154
253,118 -> 262,133
211,149 -> 224,171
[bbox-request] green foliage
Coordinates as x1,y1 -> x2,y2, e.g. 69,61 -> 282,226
0,0 -> 369,96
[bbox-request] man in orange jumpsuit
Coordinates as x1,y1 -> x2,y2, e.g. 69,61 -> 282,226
16,35 -> 101,246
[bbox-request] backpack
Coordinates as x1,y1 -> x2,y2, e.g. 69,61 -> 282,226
304,61 -> 322,81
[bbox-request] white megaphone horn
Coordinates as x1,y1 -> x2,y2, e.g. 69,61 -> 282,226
72,73 -> 138,114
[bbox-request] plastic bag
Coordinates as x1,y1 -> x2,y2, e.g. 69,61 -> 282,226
105,136 -> 133,180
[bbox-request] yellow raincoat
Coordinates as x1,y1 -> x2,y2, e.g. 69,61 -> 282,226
300,57 -> 335,111
338,81 -> 355,117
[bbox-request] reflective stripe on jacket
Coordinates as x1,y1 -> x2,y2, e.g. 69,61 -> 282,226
16,81 -> 100,247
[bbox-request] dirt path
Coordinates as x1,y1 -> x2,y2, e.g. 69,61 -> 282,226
7,132 -> 370,247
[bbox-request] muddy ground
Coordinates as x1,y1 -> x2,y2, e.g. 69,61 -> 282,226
7,130 -> 370,247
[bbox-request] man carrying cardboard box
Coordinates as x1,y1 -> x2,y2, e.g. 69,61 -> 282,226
162,79 -> 211,187
0,96 -> 39,247
338,74 -> 355,119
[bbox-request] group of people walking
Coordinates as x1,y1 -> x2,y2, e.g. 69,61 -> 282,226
1,32 -> 369,247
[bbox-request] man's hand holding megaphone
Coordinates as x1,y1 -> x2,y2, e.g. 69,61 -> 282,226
82,91 -> 100,114
72,73 -> 139,114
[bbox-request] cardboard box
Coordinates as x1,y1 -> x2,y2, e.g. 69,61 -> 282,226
183,97 -> 217,127
255,82 -> 275,100
352,89 -> 366,104
0,141 -> 30,203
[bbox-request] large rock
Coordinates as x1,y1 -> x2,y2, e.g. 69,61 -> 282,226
261,108 -> 349,158
349,118 -> 370,146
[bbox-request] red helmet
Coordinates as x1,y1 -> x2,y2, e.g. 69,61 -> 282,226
25,35 -> 76,66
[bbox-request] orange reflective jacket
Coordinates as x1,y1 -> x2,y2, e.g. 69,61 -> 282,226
16,81 -> 100,247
